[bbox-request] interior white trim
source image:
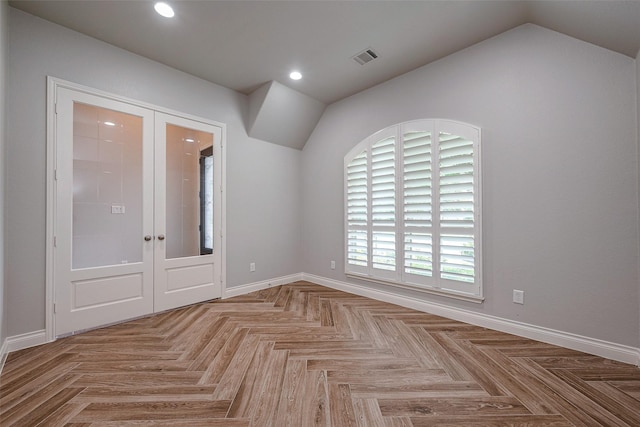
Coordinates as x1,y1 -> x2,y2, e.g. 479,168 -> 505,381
5,272 -> 638,368
302,273 -> 640,366
4,329 -> 49,354
223,273 -> 304,299
0,338 -> 8,377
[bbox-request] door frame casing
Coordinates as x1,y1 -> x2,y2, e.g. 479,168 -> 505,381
45,77 -> 227,341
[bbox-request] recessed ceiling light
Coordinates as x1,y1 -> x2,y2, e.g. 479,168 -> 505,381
154,2 -> 175,18
103,121 -> 116,127
185,138 -> 195,143
289,71 -> 302,80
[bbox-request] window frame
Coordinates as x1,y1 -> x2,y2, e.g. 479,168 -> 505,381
344,119 -> 483,302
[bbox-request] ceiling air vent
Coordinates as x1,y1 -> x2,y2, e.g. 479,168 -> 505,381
352,48 -> 378,65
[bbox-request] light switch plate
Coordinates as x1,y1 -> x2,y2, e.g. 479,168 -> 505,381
111,205 -> 125,214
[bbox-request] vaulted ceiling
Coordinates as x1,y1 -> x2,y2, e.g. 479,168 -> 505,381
10,0 -> 640,106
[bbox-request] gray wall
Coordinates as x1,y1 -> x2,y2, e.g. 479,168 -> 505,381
5,8 -> 302,337
0,0 -> 7,348
302,24 -> 640,347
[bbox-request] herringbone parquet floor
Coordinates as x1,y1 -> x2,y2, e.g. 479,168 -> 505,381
1,282 -> 639,426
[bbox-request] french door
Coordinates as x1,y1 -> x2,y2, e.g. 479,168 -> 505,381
153,113 -> 222,312
53,86 -> 223,336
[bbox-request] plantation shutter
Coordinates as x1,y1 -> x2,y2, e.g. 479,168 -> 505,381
438,126 -> 476,290
371,135 -> 396,276
346,150 -> 368,271
344,119 -> 481,300
403,129 -> 433,282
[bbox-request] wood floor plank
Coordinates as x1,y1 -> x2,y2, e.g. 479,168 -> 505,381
245,347 -> 288,426
226,340 -> 274,417
320,299 -> 335,327
2,387 -> 85,426
589,381 -> 640,422
515,357 -> 632,427
187,316 -> 235,371
80,420 -> 250,427
72,400 -> 232,422
349,381 -> 488,400
302,369 -> 330,426
69,350 -> 183,363
391,325 -> 466,380
383,416 -> 414,427
198,327 -> 251,385
0,354 -> 79,399
409,414 -> 573,426
551,369 -> 640,426
207,333 -> 260,395
274,358 -> 307,426
307,293 -> 321,322
0,373 -> 81,424
328,382 -> 357,426
177,313 -> 227,361
72,371 -> 204,388
378,396 -> 531,417
1,339 -> 76,378
36,401 -> 88,426
483,347 -> 583,415
0,365 -> 78,410
425,331 -> 476,382
518,355 -> 630,370
457,342 -> 557,411
608,380 -> 640,400
1,281 -> 638,426
353,398 -> 385,427
73,385 -> 217,403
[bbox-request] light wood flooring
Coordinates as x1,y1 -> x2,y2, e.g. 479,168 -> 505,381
1,281 -> 639,426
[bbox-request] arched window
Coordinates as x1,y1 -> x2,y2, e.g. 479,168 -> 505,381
344,119 -> 483,301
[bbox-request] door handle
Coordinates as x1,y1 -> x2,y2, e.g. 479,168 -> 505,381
157,234 -> 165,241
144,235 -> 153,241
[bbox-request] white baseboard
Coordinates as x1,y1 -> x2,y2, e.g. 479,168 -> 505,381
4,273 -> 637,369
6,329 -> 48,353
0,329 -> 49,374
223,273 -> 304,298
0,337 -> 8,377
302,273 -> 640,366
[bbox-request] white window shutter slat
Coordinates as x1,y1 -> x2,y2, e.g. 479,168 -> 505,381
346,151 -> 368,268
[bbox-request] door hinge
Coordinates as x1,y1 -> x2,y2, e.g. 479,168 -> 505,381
54,169 -> 58,180
53,236 -> 57,247
53,302 -> 57,313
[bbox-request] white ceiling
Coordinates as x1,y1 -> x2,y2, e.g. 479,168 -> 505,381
9,0 -> 640,105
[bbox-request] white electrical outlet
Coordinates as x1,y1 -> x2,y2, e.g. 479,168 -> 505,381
513,289 -> 524,304
331,260 -> 336,270
250,262 -> 256,272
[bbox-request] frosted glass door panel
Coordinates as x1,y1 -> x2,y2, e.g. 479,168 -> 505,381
72,103 -> 143,269
165,124 -> 214,259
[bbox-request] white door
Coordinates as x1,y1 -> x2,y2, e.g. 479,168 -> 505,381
153,113 -> 222,312
54,88 -> 155,336
54,88 -> 223,336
